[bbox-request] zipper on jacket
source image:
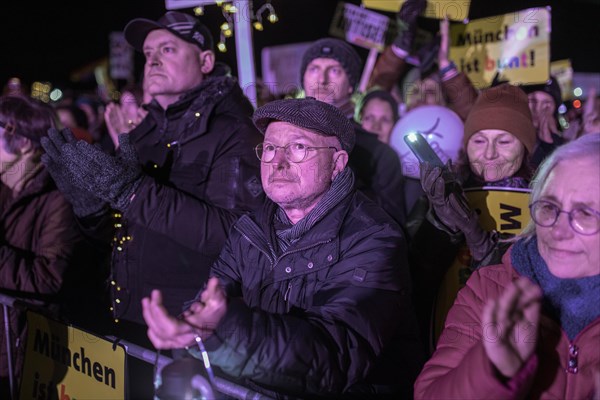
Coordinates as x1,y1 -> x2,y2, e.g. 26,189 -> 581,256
239,231 -> 274,266
283,282 -> 292,312
566,343 -> 578,374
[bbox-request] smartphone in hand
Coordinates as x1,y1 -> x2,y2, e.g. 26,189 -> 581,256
404,133 -> 465,202
404,132 -> 445,168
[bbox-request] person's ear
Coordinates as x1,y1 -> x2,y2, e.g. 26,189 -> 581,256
331,150 -> 349,180
199,50 -> 215,75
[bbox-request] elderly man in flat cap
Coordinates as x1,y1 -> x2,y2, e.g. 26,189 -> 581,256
142,98 -> 424,399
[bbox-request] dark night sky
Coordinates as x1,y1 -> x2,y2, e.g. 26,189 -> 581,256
1,0 -> 598,91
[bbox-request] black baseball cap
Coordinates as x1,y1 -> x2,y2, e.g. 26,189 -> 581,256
124,11 -> 214,52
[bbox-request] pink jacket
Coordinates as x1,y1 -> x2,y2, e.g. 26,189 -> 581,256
414,247 -> 600,399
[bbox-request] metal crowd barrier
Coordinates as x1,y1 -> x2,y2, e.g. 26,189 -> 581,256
1,293 -> 273,400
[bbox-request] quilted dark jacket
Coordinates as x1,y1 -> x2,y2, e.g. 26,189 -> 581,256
82,73 -> 265,325
200,190 -> 424,399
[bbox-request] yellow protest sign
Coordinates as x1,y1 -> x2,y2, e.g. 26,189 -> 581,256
464,187 -> 532,234
20,312 -> 126,400
362,0 -> 471,21
449,7 -> 550,88
433,187 -> 531,341
551,59 -> 574,101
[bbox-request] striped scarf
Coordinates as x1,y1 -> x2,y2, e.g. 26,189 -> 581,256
275,167 -> 354,253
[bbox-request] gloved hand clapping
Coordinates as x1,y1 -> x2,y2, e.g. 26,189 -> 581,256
42,128 -> 106,217
420,161 -> 495,262
41,127 -> 142,212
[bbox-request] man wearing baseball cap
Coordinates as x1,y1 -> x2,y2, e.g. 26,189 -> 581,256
301,38 -> 407,227
143,97 -> 424,398
43,9 -> 264,354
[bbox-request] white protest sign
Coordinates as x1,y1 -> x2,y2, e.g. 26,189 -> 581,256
261,42 -> 313,97
329,2 -> 392,51
109,32 -> 134,81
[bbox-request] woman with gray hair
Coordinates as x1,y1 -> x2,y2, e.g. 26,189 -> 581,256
414,133 -> 600,399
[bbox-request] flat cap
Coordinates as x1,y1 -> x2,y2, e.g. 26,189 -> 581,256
253,97 -> 355,152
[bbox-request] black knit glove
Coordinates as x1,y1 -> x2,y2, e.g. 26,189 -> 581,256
42,128 -> 142,212
393,0 -> 427,53
420,162 -> 495,262
41,128 -> 106,218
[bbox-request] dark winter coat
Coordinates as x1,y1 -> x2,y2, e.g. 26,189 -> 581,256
200,191 -> 424,399
0,167 -> 83,388
350,123 -> 406,227
82,74 -> 265,325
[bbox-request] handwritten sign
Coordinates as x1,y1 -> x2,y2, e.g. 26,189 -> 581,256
449,7 -> 551,88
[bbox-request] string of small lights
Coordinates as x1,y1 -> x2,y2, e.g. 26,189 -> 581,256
192,0 -> 278,53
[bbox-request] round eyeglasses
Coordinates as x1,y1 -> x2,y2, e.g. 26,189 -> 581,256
255,142 -> 337,163
529,200 -> 600,235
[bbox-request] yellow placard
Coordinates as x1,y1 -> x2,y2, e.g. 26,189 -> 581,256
551,59 -> 574,101
464,187 -> 532,234
362,0 -> 471,21
20,312 -> 126,400
449,7 -> 551,88
433,187 -> 531,341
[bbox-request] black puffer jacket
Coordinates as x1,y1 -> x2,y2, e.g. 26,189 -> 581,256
200,191 -> 424,399
83,74 -> 264,324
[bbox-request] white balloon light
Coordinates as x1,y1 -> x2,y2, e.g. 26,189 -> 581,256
389,105 -> 464,178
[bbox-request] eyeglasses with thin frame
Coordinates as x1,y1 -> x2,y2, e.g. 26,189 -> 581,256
255,142 -> 338,163
529,200 -> 600,235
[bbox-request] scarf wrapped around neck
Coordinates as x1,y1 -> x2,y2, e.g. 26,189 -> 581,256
511,237 -> 600,340
274,167 -> 354,253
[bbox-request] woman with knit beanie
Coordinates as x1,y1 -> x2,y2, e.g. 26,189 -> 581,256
419,83 -> 537,258
408,84 -> 538,353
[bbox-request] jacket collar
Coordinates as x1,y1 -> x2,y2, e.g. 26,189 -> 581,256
237,192 -> 355,254
146,74 -> 236,118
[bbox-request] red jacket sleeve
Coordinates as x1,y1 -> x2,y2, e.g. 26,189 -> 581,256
414,264 -> 538,399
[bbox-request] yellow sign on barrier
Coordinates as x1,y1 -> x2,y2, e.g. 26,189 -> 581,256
362,0 -> 471,21
20,312 -> 126,400
449,7 -> 551,88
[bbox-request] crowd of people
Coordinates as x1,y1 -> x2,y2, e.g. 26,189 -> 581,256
1,1 -> 599,399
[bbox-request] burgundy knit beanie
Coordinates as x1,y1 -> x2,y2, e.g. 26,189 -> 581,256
464,83 -> 536,154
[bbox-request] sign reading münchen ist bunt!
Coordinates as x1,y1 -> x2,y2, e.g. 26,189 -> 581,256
20,311 -> 126,400
449,7 -> 551,88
